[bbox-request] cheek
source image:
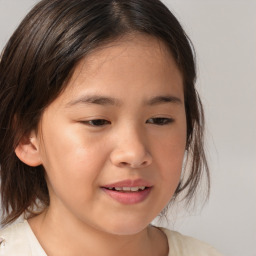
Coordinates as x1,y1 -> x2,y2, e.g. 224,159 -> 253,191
157,141 -> 184,178
153,127 -> 186,185
39,124 -> 109,184
40,132 -> 109,208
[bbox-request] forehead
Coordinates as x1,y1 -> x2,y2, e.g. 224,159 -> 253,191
59,33 -> 183,103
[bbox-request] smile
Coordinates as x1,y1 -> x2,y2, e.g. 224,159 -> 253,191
101,179 -> 153,204
105,186 -> 147,192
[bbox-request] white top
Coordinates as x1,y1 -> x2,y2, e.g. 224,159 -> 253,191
0,220 -> 223,255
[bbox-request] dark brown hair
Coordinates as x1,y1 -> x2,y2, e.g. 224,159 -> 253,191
0,0 -> 209,225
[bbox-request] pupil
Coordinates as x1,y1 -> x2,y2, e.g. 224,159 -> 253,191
93,120 -> 105,125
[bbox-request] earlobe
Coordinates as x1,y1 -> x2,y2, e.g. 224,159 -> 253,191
15,131 -> 42,167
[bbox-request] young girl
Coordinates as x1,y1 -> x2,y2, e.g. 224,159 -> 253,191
0,0 -> 223,255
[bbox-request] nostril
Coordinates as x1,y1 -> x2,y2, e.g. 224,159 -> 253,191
119,161 -> 146,168
142,160 -> 148,166
130,160 -> 149,168
119,162 -> 129,167
110,148 -> 152,168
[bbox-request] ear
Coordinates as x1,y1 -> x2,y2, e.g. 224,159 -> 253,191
15,130 -> 42,167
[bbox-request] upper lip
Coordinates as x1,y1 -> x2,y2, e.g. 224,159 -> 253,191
102,179 -> 153,188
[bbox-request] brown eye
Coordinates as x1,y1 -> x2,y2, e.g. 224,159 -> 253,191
83,119 -> 111,126
146,117 -> 174,125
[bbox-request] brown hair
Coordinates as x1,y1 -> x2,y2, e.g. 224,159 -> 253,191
0,0 -> 209,225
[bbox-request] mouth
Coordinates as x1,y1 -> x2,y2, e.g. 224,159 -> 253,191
104,186 -> 149,192
101,179 -> 153,204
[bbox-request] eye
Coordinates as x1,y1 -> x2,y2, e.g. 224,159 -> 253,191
82,119 -> 111,126
146,117 -> 174,125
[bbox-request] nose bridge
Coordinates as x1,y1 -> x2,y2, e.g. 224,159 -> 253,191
123,125 -> 146,152
110,123 -> 152,168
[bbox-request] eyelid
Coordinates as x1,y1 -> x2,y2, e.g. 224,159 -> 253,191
78,116 -> 174,127
80,119 -> 111,127
146,117 -> 175,125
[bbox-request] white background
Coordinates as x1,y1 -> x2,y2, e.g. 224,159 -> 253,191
0,1 -> 255,256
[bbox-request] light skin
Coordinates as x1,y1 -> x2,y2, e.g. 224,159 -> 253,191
16,34 -> 187,256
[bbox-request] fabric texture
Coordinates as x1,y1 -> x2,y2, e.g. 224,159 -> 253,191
161,228 -> 223,256
0,220 -> 223,255
0,220 -> 46,256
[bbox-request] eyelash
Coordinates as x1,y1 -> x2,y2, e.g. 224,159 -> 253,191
83,119 -> 111,126
82,117 -> 174,127
146,117 -> 174,125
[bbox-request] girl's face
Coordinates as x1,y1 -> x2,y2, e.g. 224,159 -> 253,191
36,34 -> 186,235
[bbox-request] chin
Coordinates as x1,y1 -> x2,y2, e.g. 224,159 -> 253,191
109,227 -> 148,236
102,219 -> 150,236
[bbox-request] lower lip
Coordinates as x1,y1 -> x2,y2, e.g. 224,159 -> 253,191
102,187 -> 152,205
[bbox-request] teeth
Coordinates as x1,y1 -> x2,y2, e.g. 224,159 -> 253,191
123,187 -> 131,191
107,186 -> 146,192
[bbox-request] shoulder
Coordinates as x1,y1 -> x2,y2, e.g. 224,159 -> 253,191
160,228 -> 224,256
0,220 -> 46,256
0,221 -> 31,255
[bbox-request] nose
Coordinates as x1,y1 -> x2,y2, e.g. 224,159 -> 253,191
110,129 -> 152,169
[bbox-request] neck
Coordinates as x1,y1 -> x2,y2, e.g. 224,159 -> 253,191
28,208 -> 168,256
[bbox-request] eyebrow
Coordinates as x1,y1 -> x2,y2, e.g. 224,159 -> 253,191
66,94 -> 182,107
66,95 -> 121,107
145,95 -> 182,106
